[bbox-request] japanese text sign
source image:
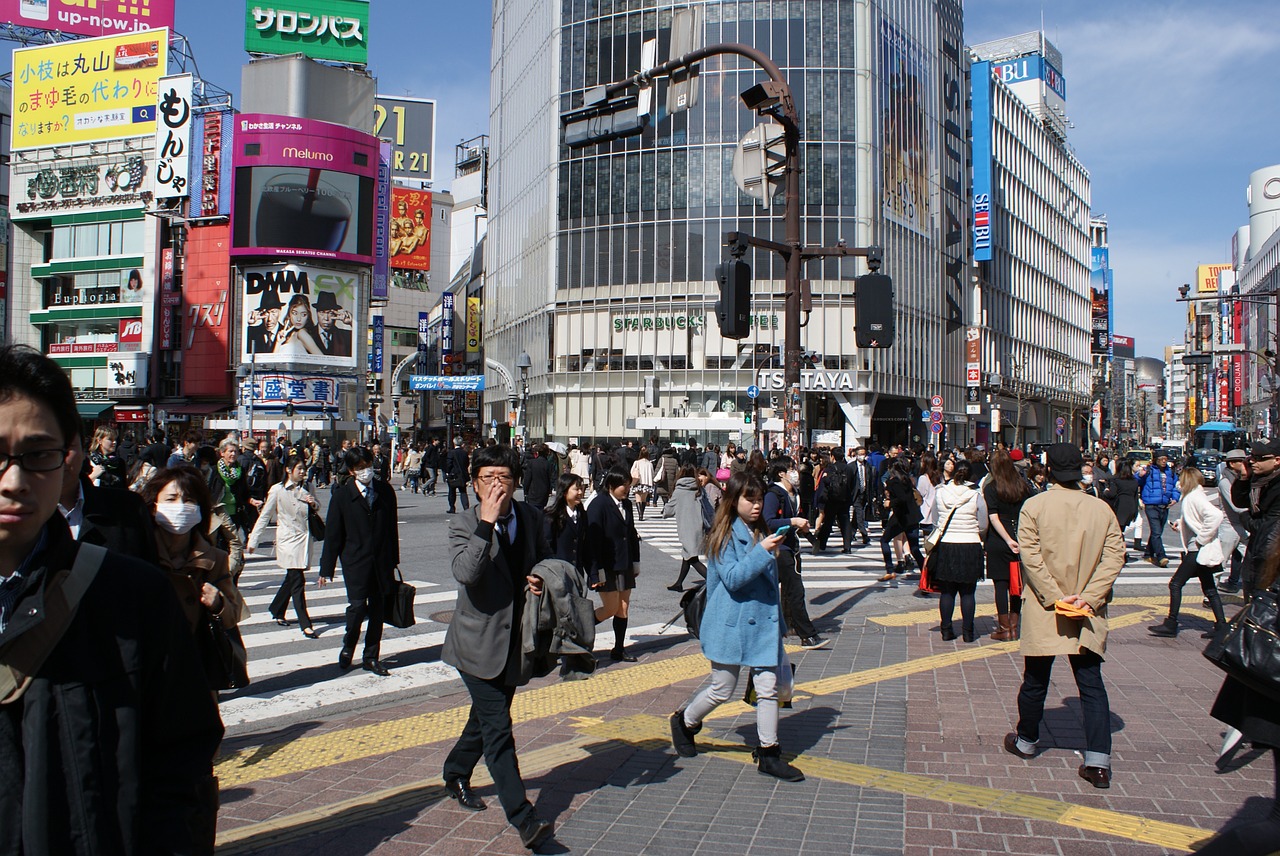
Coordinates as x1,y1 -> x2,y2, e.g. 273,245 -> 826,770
389,187 -> 432,272
245,0 -> 369,65
11,29 -> 169,151
151,73 -> 191,201
0,0 -> 174,38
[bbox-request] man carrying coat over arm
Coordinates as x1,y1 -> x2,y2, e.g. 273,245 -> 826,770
441,443 -> 556,851
1003,443 -> 1126,789
319,446 -> 400,675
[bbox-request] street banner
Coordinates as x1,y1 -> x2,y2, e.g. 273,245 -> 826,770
152,74 -> 193,201
466,296 -> 481,353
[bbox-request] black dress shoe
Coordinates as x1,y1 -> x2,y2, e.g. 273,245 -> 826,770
362,659 -> 391,676
338,649 -> 354,670
1003,732 -> 1036,760
1078,764 -> 1111,788
610,649 -> 638,662
517,815 -> 554,850
443,778 -> 487,811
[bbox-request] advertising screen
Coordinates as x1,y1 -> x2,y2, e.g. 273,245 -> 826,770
11,29 -> 169,151
0,0 -> 174,37
1090,246 -> 1111,354
880,20 -> 931,234
245,0 -> 369,65
390,187 -> 432,271
239,262 -> 362,371
231,114 -> 378,264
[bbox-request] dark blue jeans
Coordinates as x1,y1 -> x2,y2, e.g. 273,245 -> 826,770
1016,651 -> 1111,767
1144,504 -> 1170,561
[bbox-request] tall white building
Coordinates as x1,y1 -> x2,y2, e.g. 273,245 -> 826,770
1164,344 -> 1187,438
970,33 -> 1093,446
485,0 -> 973,447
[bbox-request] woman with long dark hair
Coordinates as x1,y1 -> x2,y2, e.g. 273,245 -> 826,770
586,469 -> 641,661
247,454 -> 320,637
1191,546 -> 1280,855
933,459 -> 988,642
669,473 -> 801,781
1102,460 -> 1141,560
985,449 -> 1032,640
545,472 -> 588,575
879,458 -> 926,583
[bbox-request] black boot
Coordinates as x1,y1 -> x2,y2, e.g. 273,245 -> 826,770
754,744 -> 804,782
670,709 -> 701,757
1148,617 -> 1178,637
1202,590 -> 1228,638
962,619 -> 976,643
940,624 -> 957,641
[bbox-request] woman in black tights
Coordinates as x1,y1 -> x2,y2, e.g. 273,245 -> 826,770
1192,548 -> 1280,855
984,449 -> 1032,641
930,459 -> 988,642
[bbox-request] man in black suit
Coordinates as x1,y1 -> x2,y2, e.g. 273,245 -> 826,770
245,291 -> 283,356
814,448 -> 854,554
313,291 -> 353,358
441,444 -> 555,850
445,437 -> 471,513
319,446 -> 400,675
59,436 -> 157,563
849,447 -> 876,547
521,443 -> 554,510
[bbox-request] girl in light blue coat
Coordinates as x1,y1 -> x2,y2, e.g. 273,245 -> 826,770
669,472 -> 804,782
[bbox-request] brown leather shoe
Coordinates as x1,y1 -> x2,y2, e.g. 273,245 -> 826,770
1078,765 -> 1111,788
1003,732 -> 1036,760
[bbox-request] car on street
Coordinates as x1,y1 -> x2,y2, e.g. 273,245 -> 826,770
1191,448 -> 1221,487
1124,449 -> 1153,468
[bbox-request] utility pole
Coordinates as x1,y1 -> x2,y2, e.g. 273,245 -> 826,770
563,43 -> 888,454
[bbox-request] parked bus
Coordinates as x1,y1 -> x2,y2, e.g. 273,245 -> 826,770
1192,421 -> 1250,454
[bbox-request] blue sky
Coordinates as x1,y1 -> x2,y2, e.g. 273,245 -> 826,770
168,0 -> 1276,361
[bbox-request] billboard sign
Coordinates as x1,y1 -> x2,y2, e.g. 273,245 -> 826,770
466,296 -> 481,353
390,187 -> 432,271
231,114 -> 379,264
182,225 -> 234,398
934,0 -> 967,334
239,262 -> 361,369
11,29 -> 169,151
409,374 -> 485,392
189,109 -> 233,218
971,61 -> 993,262
374,95 -> 436,183
241,373 -> 340,412
371,314 -> 384,374
373,139 -> 391,299
1195,262 -> 1232,294
1090,246 -> 1111,354
880,20 -> 931,234
440,292 -> 455,374
1111,334 -> 1135,360
0,0 -> 174,37
152,73 -> 193,201
12,151 -> 151,219
245,0 -> 369,64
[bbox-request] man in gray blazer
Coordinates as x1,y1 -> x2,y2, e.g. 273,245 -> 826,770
441,444 -> 555,851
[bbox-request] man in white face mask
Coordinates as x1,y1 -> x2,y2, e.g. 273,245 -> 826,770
319,446 -> 401,675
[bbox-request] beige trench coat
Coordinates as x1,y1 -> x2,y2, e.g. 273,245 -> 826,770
1017,483 -> 1126,658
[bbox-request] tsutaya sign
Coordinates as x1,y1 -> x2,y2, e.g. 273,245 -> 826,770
757,370 -> 861,392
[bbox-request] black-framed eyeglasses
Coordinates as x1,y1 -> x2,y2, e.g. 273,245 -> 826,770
0,448 -> 68,475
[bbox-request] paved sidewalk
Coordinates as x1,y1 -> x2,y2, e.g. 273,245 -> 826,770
213,587 -> 1271,855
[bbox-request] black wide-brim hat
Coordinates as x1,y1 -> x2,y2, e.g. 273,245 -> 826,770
313,292 -> 344,311
257,291 -> 284,311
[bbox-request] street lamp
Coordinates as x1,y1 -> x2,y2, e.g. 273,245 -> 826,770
516,351 -> 531,447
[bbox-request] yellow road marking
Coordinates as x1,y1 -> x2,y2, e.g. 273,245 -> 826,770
216,652 -> 712,788
215,734 -> 613,853
575,715 -> 1216,853
217,611 -> 1163,788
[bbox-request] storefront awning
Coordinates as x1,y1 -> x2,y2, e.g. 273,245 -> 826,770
76,400 -> 116,419
164,402 -> 230,417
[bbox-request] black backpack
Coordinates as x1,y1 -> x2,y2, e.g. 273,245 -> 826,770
681,582 -> 707,639
824,467 -> 852,504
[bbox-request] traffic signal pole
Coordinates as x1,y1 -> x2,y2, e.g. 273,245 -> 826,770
578,43 -> 887,453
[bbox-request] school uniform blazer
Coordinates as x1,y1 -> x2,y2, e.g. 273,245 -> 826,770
545,509 -> 588,574
700,518 -> 784,668
443,503 -> 552,682
584,492 -> 640,586
318,479 -> 399,601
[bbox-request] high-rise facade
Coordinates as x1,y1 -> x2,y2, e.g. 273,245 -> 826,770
486,0 -> 971,447
970,33 -> 1092,446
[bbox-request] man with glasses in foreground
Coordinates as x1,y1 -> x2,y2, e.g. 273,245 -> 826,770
0,345 -> 222,852
441,443 -> 556,850
1230,439 -> 1280,599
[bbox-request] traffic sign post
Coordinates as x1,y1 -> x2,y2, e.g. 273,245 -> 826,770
1056,415 -> 1066,438
747,384 -> 760,399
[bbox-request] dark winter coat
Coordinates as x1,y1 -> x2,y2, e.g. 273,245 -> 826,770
319,479 -> 400,600
0,521 -> 223,855
1101,475 -> 1141,529
522,454 -> 555,510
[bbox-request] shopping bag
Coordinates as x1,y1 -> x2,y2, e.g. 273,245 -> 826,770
1009,560 -> 1023,597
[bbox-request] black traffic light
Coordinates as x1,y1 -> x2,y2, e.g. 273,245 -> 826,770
716,259 -> 752,339
855,272 -> 895,348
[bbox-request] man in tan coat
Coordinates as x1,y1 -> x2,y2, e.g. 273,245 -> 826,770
1003,443 -> 1126,789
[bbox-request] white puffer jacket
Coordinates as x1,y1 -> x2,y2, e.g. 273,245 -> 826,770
934,482 -> 989,544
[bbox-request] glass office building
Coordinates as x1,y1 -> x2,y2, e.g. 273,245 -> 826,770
486,0 -> 971,447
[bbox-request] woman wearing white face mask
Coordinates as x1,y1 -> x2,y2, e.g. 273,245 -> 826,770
141,467 -> 245,692
247,455 -> 320,637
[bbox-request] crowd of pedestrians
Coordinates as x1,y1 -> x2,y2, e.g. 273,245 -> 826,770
0,340 -> 1276,854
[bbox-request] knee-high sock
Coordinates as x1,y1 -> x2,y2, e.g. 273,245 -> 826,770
612,616 -> 628,651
